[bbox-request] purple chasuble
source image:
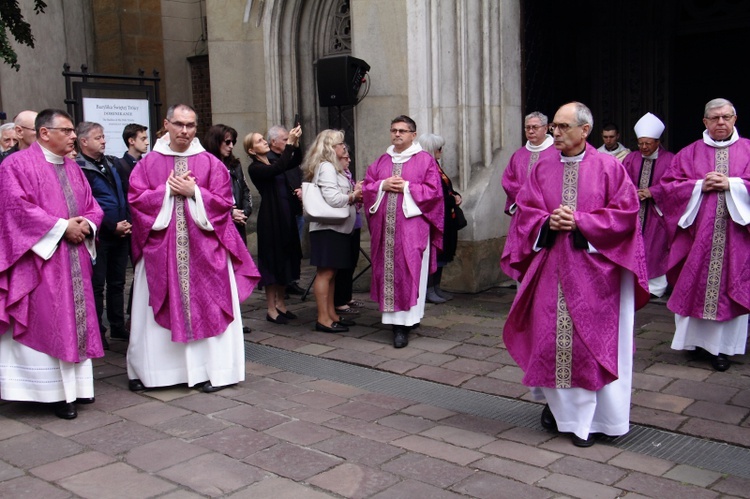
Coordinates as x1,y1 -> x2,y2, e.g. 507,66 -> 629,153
502,144 -> 649,391
622,146 -> 674,278
363,151 -> 444,312
129,150 -> 260,343
0,143 -> 104,363
502,143 -> 558,213
501,144 -> 557,280
659,137 -> 750,321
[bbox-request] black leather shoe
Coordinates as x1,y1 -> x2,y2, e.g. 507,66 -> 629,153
242,326 -> 252,334
335,306 -> 360,316
393,326 -> 409,348
541,404 -> 558,432
266,313 -> 289,325
202,381 -> 229,393
54,402 -> 77,420
75,397 -> 95,404
128,379 -> 146,391
277,308 -> 297,320
315,322 -> 349,333
572,434 -> 596,447
711,353 -> 730,371
336,317 -> 356,327
286,282 -> 305,295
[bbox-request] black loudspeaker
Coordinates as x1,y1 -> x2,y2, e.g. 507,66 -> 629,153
316,55 -> 370,107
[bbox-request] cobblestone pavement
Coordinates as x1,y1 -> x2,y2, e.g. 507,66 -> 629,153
0,263 -> 748,498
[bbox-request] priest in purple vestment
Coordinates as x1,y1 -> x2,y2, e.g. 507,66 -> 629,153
502,111 -> 557,215
622,112 -> 674,297
363,115 -> 444,349
501,111 -> 557,281
0,109 -> 104,420
660,98 -> 750,372
501,102 -> 649,447
126,104 -> 260,393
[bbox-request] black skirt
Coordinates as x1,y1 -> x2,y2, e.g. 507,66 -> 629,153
309,229 -> 352,269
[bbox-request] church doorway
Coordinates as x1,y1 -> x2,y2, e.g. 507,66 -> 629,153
521,0 -> 750,152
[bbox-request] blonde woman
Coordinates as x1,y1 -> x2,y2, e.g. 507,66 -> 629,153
302,129 -> 362,333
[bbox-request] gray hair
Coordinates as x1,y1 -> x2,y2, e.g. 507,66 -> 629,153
704,98 -> 736,117
0,122 -> 15,134
525,112 -> 548,126
75,121 -> 103,139
570,101 -> 594,130
417,133 -> 445,158
267,125 -> 288,143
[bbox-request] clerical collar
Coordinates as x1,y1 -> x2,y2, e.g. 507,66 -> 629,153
153,135 -> 205,156
39,143 -> 65,164
387,142 -> 423,163
703,128 -> 740,148
642,150 -> 659,160
559,149 -> 586,163
526,134 -> 554,152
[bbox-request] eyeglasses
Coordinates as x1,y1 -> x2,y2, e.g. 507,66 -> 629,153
18,125 -> 36,133
46,127 -> 76,136
548,123 -> 583,133
524,125 -> 545,131
168,121 -> 197,131
390,128 -> 415,135
705,114 -> 735,123
224,139 -> 236,146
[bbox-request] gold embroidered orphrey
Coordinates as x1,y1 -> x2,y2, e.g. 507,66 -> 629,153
174,156 -> 194,337
54,164 -> 89,359
526,151 -> 540,175
703,148 -> 729,320
382,162 -> 404,312
555,161 -> 580,388
637,158 -> 654,227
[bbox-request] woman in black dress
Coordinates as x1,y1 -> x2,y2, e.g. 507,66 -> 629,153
245,125 -> 303,324
204,124 -> 252,243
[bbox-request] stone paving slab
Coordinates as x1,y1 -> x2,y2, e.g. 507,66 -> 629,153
1,277 -> 749,497
240,279 -> 750,450
1,345 -> 749,498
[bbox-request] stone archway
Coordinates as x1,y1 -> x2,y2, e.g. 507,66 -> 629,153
261,0 -> 352,134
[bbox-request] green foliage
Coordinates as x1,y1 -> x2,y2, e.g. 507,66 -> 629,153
0,0 -> 48,71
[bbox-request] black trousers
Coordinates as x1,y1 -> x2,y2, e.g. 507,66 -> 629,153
92,236 -> 130,334
334,228 -> 361,308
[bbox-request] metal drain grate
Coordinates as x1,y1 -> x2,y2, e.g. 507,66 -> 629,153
246,342 -> 750,479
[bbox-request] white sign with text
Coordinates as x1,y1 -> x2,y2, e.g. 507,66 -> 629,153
82,98 -> 151,159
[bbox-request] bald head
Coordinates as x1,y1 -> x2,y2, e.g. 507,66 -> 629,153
14,110 -> 38,150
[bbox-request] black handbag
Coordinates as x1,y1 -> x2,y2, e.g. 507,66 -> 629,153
453,206 -> 468,230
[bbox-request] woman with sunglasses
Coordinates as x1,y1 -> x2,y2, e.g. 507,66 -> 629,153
204,125 -> 252,243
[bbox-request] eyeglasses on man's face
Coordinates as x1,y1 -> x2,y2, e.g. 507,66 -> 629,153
46,127 -> 76,136
524,125 -> 545,131
548,123 -> 583,133
390,128 -> 415,135
704,114 -> 735,123
168,121 -> 197,131
18,125 -> 37,133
